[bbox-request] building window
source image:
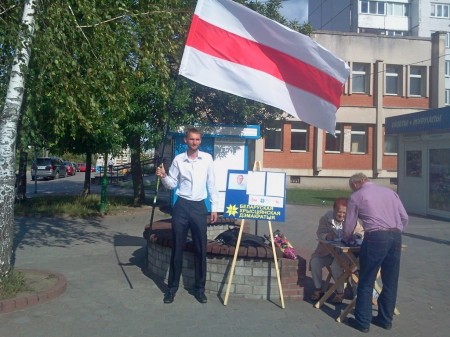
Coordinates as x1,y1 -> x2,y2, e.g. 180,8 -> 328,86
386,65 -> 402,95
361,1 -> 385,15
264,121 -> 283,151
384,134 -> 398,154
352,63 -> 370,93
431,3 -> 450,18
290,121 -> 308,151
386,30 -> 407,36
446,61 -> 450,77
325,124 -> 342,152
406,150 -> 422,177
360,27 -> 384,34
446,32 -> 450,48
409,66 -> 425,96
429,148 -> 450,211
350,125 -> 367,154
445,89 -> 450,106
386,2 -> 408,16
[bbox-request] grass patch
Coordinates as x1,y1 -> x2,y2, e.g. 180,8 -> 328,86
0,270 -> 32,300
13,188 -> 351,217
286,188 -> 351,207
14,195 -> 138,217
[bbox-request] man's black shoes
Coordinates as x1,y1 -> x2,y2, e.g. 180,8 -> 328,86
372,316 -> 392,330
164,291 -> 207,304
163,292 -> 175,304
347,317 -> 370,333
194,292 -> 207,303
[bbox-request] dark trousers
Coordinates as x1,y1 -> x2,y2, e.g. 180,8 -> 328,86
355,230 -> 402,328
167,197 -> 208,294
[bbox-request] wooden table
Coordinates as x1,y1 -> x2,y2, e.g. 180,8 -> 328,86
313,239 -> 400,322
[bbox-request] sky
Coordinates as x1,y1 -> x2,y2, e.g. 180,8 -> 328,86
279,0 -> 308,23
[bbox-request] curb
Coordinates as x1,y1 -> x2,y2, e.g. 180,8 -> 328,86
0,269 -> 67,314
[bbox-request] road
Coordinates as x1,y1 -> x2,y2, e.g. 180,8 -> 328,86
25,170 -> 150,198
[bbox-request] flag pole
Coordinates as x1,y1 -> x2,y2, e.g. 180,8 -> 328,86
148,122 -> 170,231
145,2 -> 200,269
147,6 -> 196,232
145,78 -> 180,270
147,0 -> 198,232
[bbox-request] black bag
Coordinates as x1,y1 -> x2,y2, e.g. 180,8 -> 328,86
215,228 -> 267,247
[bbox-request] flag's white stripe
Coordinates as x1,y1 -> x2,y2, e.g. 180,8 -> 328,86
195,0 -> 349,83
180,46 -> 337,133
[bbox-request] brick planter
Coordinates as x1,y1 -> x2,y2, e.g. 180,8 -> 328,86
145,218 -> 306,300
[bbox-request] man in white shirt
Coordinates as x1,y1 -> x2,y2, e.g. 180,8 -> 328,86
156,127 -> 218,304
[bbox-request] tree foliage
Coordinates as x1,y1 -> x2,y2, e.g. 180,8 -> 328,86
24,1 -> 135,155
0,1 -> 23,106
2,0 -> 313,201
21,0 -> 195,199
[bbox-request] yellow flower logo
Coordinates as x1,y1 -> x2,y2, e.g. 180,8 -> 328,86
226,204 -> 239,217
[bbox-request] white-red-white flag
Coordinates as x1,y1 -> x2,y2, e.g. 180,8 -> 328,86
179,0 -> 350,134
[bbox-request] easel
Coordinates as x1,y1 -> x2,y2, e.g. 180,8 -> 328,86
223,162 -> 285,308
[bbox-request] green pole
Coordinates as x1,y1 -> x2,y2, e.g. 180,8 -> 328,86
100,153 -> 108,214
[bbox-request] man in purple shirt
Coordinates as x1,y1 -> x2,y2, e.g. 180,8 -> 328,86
343,173 -> 408,333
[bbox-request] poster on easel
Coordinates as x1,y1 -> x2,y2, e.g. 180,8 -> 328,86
222,169 -> 286,222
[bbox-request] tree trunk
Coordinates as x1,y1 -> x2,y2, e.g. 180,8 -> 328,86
0,0 -> 37,278
82,152 -> 92,197
130,137 -> 145,206
16,150 -> 28,201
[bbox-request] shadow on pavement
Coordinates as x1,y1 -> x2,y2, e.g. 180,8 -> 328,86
13,216 -> 109,265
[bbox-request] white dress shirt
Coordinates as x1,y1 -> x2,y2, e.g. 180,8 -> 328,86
161,151 -> 219,212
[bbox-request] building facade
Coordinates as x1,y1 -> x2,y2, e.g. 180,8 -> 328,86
255,30 -> 446,189
308,0 -> 450,106
386,107 -> 450,219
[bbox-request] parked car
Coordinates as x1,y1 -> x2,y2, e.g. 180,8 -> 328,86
63,161 -> 75,176
77,163 -> 96,172
31,157 -> 66,180
72,162 -> 79,172
78,163 -> 86,172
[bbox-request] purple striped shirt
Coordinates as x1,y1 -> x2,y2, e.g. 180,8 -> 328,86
343,182 -> 408,240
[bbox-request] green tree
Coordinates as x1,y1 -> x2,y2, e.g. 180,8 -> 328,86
116,0 -> 194,206
23,0 -> 135,199
0,0 -> 37,278
117,0 -> 312,206
21,1 -> 196,205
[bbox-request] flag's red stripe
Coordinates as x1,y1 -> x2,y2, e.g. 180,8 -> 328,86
186,15 -> 343,108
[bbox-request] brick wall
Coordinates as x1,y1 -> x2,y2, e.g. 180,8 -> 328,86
384,96 -> 429,108
341,94 -> 374,106
146,220 -> 306,300
146,242 -> 306,300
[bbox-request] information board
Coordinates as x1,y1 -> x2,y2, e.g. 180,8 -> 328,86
222,169 -> 286,222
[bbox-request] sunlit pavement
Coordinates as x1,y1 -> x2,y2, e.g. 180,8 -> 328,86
3,175 -> 449,337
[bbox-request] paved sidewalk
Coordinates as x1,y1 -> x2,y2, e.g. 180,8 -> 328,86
2,182 -> 450,336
